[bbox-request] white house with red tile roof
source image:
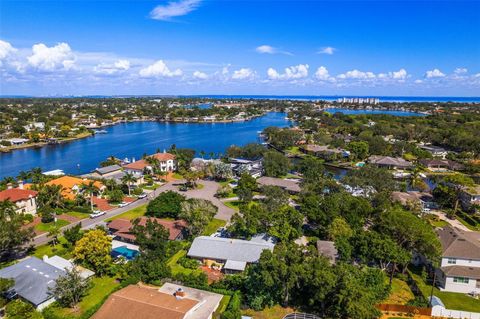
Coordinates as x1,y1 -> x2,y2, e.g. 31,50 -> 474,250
123,152 -> 176,178
0,184 -> 38,215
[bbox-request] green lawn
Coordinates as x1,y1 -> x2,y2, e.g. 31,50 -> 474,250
35,219 -> 70,233
242,305 -> 295,319
65,211 -> 90,219
49,276 -> 120,318
455,214 -> 480,231
383,278 -> 414,305
31,237 -> 73,259
224,200 -> 241,211
172,172 -> 183,179
107,204 -> 147,221
167,249 -> 202,276
202,218 -> 227,235
409,267 -> 480,312
212,295 -> 231,318
142,183 -> 160,190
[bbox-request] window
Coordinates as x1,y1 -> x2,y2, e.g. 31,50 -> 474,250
453,277 -> 469,284
447,258 -> 457,264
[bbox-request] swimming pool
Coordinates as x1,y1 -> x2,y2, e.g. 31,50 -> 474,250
111,246 -> 139,260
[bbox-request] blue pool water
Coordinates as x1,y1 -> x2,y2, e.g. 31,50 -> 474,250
112,246 -> 139,260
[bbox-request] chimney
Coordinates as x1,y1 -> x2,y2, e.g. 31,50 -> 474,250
18,180 -> 24,190
7,183 -> 13,189
174,288 -> 186,299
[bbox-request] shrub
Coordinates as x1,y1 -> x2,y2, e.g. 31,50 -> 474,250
178,256 -> 200,269
146,191 -> 185,218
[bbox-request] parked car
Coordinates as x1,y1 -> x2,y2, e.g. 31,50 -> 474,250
90,210 -> 106,218
138,193 -> 147,199
118,202 -> 129,208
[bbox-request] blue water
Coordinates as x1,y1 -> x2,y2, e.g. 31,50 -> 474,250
0,112 -> 291,179
324,108 -> 425,117
112,246 -> 139,260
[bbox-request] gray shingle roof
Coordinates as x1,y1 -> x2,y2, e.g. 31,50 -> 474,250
0,257 -> 65,306
187,236 -> 274,263
257,177 -> 301,193
441,265 -> 480,280
437,226 -> 480,260
95,165 -> 122,175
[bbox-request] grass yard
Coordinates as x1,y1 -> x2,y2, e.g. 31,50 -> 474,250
31,237 -> 73,259
383,278 -> 414,305
35,219 -> 70,233
172,172 -> 183,179
409,267 -> 480,312
65,211 -> 90,219
167,249 -> 202,276
142,183 -> 160,190
50,276 -> 120,318
202,218 -> 227,235
224,200 -> 241,211
242,305 -> 295,319
212,295 -> 231,318
107,204 -> 147,221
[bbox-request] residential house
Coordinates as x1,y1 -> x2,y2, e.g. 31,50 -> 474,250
419,159 -> 464,172
0,257 -> 66,310
86,164 -> 144,185
92,283 -> 223,319
45,176 -> 105,200
368,155 -> 413,169
301,144 -> 349,161
316,240 -> 338,265
459,185 -> 480,213
256,176 -> 301,194
123,152 -> 176,178
229,158 -> 263,178
42,255 -> 94,279
187,236 -> 275,273
0,184 -> 38,214
391,191 -> 437,210
420,145 -> 449,159
107,217 -> 187,242
5,138 -> 29,146
436,226 -> 480,294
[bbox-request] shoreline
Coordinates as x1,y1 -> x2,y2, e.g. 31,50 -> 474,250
0,132 -> 93,154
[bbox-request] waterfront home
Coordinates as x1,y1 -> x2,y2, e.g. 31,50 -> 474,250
419,159 -> 464,172
257,176 -> 301,194
44,176 -> 105,200
419,144 -> 449,159
0,183 -> 38,215
123,152 -> 176,177
90,164 -> 123,178
5,138 -> 29,146
0,257 -> 66,310
436,226 -> 480,295
316,240 -> 339,265
301,144 -> 349,160
229,158 -> 263,178
391,191 -> 437,210
367,155 -> 413,169
459,185 -> 480,213
107,217 -> 187,242
92,283 -> 223,319
187,236 -> 275,273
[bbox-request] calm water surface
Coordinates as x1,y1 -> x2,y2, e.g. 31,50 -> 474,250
0,112 -> 290,178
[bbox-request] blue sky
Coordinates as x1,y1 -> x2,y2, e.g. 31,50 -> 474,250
1,0 -> 479,96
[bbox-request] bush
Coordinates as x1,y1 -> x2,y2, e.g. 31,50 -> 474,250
178,256 -> 200,269
173,272 -> 208,287
107,189 -> 124,203
132,187 -> 143,196
23,214 -> 34,223
146,191 -> 185,218
41,209 -> 55,223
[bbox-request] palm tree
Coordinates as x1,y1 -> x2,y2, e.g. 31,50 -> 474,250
121,172 -> 137,196
17,170 -> 31,182
200,150 -> 206,159
38,184 -> 65,209
48,225 -> 61,246
82,181 -> 99,212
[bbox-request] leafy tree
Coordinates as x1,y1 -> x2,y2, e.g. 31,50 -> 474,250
263,151 -> 290,177
179,198 -> 217,237
63,223 -> 83,246
327,217 -> 353,241
213,162 -> 233,180
347,141 -> 369,160
121,172 -> 137,196
343,165 -> 397,194
5,299 -> 42,319
37,184 -> 64,209
268,206 -> 303,242
0,200 -> 34,262
146,191 -> 185,218
236,173 -> 257,203
73,229 -> 112,275
107,189 -> 124,203
296,157 -> 325,185
261,185 -> 289,212
50,268 -> 90,309
168,146 -> 195,171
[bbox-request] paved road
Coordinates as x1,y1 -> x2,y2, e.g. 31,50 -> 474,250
31,179 -> 235,247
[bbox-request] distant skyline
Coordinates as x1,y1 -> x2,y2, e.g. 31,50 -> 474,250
1,0 -> 479,96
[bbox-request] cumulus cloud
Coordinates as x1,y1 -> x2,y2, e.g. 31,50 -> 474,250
0,40 -> 17,60
139,60 -> 183,77
27,42 -> 75,71
317,47 -> 336,55
454,67 -> 467,75
267,64 -> 309,80
150,0 -> 201,21
425,68 -> 445,78
94,59 -> 130,75
255,45 -> 292,56
337,69 -> 375,79
231,68 -> 255,80
193,70 -> 208,79
314,66 -> 331,81
378,68 -> 408,80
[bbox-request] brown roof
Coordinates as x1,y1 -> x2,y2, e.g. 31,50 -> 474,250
123,153 -> 175,171
419,159 -> 464,170
391,191 -> 434,206
303,144 -> 343,154
441,265 -> 480,280
368,155 -> 412,168
437,226 -> 480,260
0,188 -> 38,203
92,285 -> 198,319
108,217 -> 186,241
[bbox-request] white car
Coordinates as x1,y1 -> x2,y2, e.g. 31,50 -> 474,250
90,210 -> 106,218
138,193 -> 147,199
118,202 -> 129,208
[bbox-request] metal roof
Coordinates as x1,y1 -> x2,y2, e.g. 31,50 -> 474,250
224,260 -> 247,271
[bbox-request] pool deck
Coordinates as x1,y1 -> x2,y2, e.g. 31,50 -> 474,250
111,239 -> 139,251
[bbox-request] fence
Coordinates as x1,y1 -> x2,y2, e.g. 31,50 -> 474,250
283,313 -> 322,319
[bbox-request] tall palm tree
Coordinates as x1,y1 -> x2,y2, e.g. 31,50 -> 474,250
121,172 -> 137,196
82,181 -> 99,212
17,170 -> 31,182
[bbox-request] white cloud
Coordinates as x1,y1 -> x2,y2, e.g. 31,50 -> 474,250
267,64 -> 309,80
425,68 -> 445,78
94,59 -> 130,75
27,42 -> 75,71
378,68 -> 408,80
454,67 -> 467,75
0,40 -> 17,60
150,0 -> 201,21
337,69 -> 375,79
255,45 -> 292,56
139,60 -> 183,77
193,70 -> 208,79
414,79 -> 423,84
314,66 -> 331,81
231,68 -> 255,80
317,47 -> 336,55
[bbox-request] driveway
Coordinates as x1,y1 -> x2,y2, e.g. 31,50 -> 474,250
429,209 -> 471,232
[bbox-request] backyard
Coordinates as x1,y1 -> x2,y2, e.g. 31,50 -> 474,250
31,236 -> 73,259
383,278 -> 415,305
202,218 -> 227,235
242,305 -> 295,319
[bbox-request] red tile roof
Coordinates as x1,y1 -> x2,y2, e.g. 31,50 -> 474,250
108,217 -> 186,241
123,153 -> 175,171
0,188 -> 38,203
